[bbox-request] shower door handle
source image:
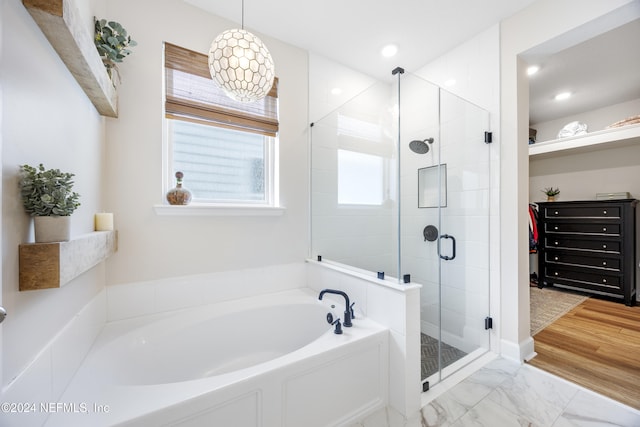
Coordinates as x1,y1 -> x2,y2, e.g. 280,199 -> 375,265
438,234 -> 456,261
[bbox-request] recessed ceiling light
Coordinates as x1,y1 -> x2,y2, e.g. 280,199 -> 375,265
330,87 -> 342,96
527,65 -> 540,76
381,44 -> 398,58
554,92 -> 571,101
444,78 -> 456,87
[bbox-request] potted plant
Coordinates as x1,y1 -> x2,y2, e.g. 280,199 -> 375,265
94,18 -> 137,83
19,164 -> 81,243
542,187 -> 560,202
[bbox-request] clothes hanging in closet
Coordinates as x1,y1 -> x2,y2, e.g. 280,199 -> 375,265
529,204 -> 539,253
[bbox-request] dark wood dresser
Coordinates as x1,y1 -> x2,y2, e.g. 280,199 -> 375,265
537,199 -> 638,306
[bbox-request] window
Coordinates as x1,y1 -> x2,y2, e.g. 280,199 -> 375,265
337,149 -> 385,206
164,42 -> 279,206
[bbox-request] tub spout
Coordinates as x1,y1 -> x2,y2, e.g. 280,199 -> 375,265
318,289 -> 352,327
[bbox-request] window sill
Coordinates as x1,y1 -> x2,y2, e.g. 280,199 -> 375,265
153,204 -> 286,216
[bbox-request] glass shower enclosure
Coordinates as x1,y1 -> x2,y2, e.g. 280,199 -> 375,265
310,71 -> 491,387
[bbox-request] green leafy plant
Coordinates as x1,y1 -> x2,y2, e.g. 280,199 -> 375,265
19,164 -> 81,216
542,187 -> 560,197
94,18 -> 137,81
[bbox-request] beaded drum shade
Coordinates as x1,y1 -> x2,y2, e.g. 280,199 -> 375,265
208,28 -> 275,103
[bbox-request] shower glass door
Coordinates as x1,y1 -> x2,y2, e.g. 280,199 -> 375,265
437,89 -> 491,380
399,74 -> 491,386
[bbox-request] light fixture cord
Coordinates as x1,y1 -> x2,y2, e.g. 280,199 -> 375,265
241,0 -> 244,29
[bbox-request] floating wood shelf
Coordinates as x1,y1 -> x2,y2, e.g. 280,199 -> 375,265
19,231 -> 117,291
23,0 -> 118,117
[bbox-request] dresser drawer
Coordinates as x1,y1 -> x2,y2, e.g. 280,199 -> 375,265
544,237 -> 621,253
544,266 -> 623,293
537,199 -> 637,306
545,222 -> 620,235
544,250 -> 621,271
544,206 -> 620,219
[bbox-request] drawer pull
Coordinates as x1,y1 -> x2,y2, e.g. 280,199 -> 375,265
554,241 -> 559,245
603,210 -> 607,215
554,211 -> 559,215
603,227 -> 607,232
603,279 -> 607,283
554,256 -> 559,261
554,272 -> 558,276
602,261 -> 607,266
554,226 -> 559,230
603,244 -> 607,249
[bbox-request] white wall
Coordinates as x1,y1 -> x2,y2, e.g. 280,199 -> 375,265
499,0 -> 638,362
530,144 -> 640,203
1,0 -> 107,389
308,53 -> 377,123
103,0 -> 310,285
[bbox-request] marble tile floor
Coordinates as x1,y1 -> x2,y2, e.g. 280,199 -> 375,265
350,357 -> 640,427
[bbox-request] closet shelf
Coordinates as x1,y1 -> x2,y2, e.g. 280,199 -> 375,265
529,123 -> 640,159
23,0 -> 118,117
19,231 -> 117,291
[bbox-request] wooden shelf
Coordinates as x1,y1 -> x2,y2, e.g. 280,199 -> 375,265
19,231 -> 117,291
23,0 -> 118,117
529,123 -> 640,159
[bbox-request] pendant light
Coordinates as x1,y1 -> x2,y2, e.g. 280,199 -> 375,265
207,0 -> 275,103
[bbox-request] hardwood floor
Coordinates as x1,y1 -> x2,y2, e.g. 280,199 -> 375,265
528,297 -> 640,410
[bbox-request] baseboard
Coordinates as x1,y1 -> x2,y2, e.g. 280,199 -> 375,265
500,336 -> 535,363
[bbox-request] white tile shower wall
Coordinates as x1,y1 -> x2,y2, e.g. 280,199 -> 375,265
414,25 -> 501,354
106,262 -> 307,321
306,260 -> 422,417
0,291 -> 106,427
309,69 -> 398,276
400,80 -> 491,353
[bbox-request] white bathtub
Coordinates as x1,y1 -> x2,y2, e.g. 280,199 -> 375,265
45,288 -> 389,427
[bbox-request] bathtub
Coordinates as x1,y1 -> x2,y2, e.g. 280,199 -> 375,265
45,288 -> 389,427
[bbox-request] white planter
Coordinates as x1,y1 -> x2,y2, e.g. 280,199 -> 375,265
34,216 -> 71,243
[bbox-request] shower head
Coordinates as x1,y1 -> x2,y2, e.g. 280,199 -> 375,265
408,138 -> 434,154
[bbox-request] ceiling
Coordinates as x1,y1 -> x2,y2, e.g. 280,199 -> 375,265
527,18 -> 640,125
185,0 -> 639,126
184,0 -> 536,81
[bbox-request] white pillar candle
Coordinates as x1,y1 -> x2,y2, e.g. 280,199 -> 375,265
95,213 -> 114,231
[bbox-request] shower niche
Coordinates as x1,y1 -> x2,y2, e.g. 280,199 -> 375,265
418,164 -> 447,208
310,71 -> 492,388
